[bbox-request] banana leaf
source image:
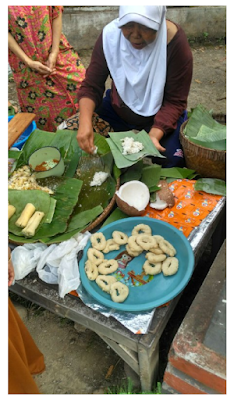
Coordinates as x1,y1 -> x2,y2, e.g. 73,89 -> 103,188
74,154 -> 116,213
194,178 -> 226,196
102,207 -> 129,227
184,104 -> 222,138
8,189 -> 56,236
120,160 -> 144,184
107,130 -> 165,169
183,104 -> 226,151
159,167 -> 196,179
140,165 -> 162,191
40,205 -> 104,244
189,137 -> 226,151
16,129 -> 56,167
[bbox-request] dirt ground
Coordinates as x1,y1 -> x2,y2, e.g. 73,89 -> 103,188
8,42 -> 226,395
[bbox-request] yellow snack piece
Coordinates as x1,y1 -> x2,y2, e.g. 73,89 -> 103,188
15,203 -> 36,228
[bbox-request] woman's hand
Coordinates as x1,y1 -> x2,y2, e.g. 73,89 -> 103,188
27,59 -> 53,75
77,122 -> 95,154
8,248 -> 15,287
45,52 -> 58,77
149,127 -> 166,152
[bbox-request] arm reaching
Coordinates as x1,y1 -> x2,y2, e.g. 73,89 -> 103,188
77,98 -> 97,154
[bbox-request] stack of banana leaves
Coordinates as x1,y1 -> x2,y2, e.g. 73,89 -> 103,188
184,104 -> 226,151
8,127 -> 226,245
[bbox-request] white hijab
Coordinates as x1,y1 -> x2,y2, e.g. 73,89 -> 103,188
103,6 -> 167,117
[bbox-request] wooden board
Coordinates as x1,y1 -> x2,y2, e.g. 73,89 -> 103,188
8,113 -> 36,149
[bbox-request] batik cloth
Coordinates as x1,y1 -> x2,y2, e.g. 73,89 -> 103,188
8,6 -> 86,132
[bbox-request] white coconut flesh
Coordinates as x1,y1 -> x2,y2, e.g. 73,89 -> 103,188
116,181 -> 150,211
150,193 -> 168,210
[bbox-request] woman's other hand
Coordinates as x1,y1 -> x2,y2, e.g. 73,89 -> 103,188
45,52 -> 58,76
8,248 -> 15,287
28,59 -> 53,76
149,127 -> 166,152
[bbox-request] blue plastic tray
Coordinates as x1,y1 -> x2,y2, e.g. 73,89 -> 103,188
79,217 -> 195,312
8,115 -> 37,149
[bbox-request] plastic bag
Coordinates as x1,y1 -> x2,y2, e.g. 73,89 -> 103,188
11,243 -> 47,280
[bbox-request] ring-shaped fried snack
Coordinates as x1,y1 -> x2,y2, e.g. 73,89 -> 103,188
90,232 -> 106,251
132,224 -> 152,236
103,239 -> 120,254
110,282 -> 129,303
128,235 -> 143,252
145,252 -> 167,263
153,235 -> 164,245
87,248 -> 104,266
126,244 -> 142,257
98,259 -> 119,275
112,230 -> 129,245
85,260 -> 99,280
158,239 -> 176,257
136,234 -> 156,251
150,247 -> 164,255
162,257 -> 179,276
143,260 -> 162,276
96,275 -> 117,293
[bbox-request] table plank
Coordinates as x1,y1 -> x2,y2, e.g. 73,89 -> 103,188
8,113 -> 36,149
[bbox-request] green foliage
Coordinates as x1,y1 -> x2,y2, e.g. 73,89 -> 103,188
107,378 -> 162,395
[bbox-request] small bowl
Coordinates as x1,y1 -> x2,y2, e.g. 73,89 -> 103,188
28,146 -> 65,178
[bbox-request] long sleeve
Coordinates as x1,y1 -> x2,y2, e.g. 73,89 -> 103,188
152,25 -> 193,134
77,33 -> 109,107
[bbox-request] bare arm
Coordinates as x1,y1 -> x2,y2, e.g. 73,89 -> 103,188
8,247 -> 15,287
45,11 -> 62,71
77,98 -> 96,154
8,32 -> 52,75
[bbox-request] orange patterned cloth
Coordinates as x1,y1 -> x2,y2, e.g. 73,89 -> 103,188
143,179 -> 222,238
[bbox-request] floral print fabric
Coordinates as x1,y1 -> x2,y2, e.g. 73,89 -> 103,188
8,6 -> 86,132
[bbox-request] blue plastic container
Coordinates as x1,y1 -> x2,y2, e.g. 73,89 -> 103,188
8,115 -> 37,150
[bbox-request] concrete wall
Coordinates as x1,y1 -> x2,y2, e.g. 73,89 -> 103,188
62,6 -> 226,51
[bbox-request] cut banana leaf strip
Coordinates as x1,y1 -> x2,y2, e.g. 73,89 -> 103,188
159,167 -> 196,179
66,205 -> 104,233
41,205 -> 104,244
194,178 -> 226,196
140,164 -> 161,190
120,160 -> 144,184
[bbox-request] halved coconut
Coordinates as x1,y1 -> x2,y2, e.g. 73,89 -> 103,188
150,180 -> 175,210
116,180 -> 150,216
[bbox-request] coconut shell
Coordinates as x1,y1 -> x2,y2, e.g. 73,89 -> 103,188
157,180 -> 175,208
116,194 -> 145,216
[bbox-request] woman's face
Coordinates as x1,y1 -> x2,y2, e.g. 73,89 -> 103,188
121,22 -> 157,50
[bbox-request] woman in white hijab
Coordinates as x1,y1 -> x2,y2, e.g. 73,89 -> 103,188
73,6 -> 193,167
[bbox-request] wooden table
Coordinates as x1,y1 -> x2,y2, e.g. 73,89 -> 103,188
9,198 -> 226,392
8,113 -> 36,149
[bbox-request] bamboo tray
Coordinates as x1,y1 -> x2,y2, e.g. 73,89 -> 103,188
179,113 -> 226,180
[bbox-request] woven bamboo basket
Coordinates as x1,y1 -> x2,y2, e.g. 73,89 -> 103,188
180,113 -> 226,180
